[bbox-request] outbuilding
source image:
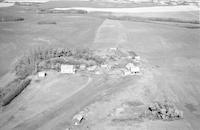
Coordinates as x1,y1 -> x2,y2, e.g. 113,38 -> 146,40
60,64 -> 75,74
135,55 -> 141,61
125,63 -> 140,73
79,64 -> 86,70
38,71 -> 47,78
121,69 -> 131,76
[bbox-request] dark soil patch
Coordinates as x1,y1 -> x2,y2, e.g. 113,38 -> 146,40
38,9 -> 88,15
91,13 -> 200,25
38,21 -> 57,25
184,26 -> 200,29
15,2 -> 41,6
112,117 -> 144,123
144,101 -> 184,121
0,16 -> 24,22
123,101 -> 144,107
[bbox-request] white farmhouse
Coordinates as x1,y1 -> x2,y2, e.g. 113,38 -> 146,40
60,64 -> 75,74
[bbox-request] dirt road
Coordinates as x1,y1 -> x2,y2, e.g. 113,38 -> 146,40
0,73 -> 138,130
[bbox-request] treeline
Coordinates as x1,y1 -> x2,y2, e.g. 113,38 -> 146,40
13,47 -> 105,79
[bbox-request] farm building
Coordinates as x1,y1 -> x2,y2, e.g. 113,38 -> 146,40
60,64 -> 75,74
38,71 -> 47,78
125,63 -> 140,73
79,64 -> 86,70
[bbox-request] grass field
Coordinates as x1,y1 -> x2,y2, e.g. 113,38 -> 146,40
0,1 -> 200,130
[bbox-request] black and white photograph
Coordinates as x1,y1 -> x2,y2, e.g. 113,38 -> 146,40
0,0 -> 199,129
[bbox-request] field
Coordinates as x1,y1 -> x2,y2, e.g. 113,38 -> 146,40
0,1 -> 200,130
0,5 -> 103,77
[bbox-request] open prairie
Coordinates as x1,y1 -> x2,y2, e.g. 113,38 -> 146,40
0,1 -> 200,130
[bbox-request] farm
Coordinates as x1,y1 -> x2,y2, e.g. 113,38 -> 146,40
0,0 -> 200,130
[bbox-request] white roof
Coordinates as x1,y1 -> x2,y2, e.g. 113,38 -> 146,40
80,64 -> 86,69
126,63 -> 134,69
60,64 -> 75,74
38,71 -> 46,77
126,63 -> 140,73
130,66 -> 140,73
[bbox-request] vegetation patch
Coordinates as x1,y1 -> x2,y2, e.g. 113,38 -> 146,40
0,16 -> 24,22
15,2 -> 41,6
143,101 -> 183,121
38,9 -> 88,15
2,47 -> 139,106
12,47 -> 141,79
111,101 -> 184,124
147,17 -> 200,24
96,14 -> 200,24
184,26 -> 200,29
12,48 -> 105,79
0,78 -> 31,106
38,21 -> 57,25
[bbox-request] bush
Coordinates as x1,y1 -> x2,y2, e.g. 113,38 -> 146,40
91,55 -> 105,65
13,55 -> 36,79
12,47 -> 66,78
0,16 -> 24,22
72,48 -> 92,59
13,48 -> 45,79
38,21 -> 56,25
145,102 -> 183,121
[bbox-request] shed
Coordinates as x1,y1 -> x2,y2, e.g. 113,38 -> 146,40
101,64 -> 108,68
109,47 -> 117,51
60,64 -> 75,74
72,111 -> 85,125
73,114 -> 84,125
38,71 -> 47,78
126,63 -> 135,70
130,66 -> 140,73
135,55 -> 140,61
80,64 -> 86,70
126,63 -> 140,73
121,69 -> 131,76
